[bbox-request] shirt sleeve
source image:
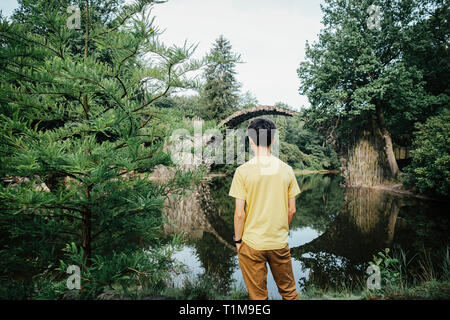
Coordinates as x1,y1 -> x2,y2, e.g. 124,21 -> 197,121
288,168 -> 301,198
228,168 -> 246,200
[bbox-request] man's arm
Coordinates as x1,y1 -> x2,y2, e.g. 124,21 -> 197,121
234,198 -> 246,250
288,196 -> 296,225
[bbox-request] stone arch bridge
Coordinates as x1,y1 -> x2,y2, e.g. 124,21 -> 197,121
218,105 -> 299,129
204,105 -> 300,148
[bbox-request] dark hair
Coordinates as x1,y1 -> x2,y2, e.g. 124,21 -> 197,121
247,118 -> 277,147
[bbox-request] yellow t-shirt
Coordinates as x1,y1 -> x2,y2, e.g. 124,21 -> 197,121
228,154 -> 301,250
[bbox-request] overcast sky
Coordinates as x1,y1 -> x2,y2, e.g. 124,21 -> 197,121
1,0 -> 326,110
150,0 -> 325,110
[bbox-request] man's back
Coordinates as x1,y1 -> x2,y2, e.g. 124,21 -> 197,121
230,117 -> 300,300
229,154 -> 301,250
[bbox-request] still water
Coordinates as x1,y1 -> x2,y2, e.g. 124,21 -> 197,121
166,174 -> 450,299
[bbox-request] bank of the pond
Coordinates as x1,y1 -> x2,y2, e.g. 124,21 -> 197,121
294,169 -> 340,175
369,183 -> 450,203
207,169 -> 339,180
90,275 -> 450,300
298,280 -> 450,300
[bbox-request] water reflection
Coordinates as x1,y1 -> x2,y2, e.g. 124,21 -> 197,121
163,183 -> 237,294
292,187 -> 405,262
164,174 -> 450,297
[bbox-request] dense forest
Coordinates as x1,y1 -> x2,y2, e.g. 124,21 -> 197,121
0,0 -> 448,300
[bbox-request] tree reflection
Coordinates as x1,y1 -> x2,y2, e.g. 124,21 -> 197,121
296,252 -> 366,291
166,173 -> 450,294
291,174 -> 345,232
291,187 -> 411,290
292,188 -> 405,260
164,179 -> 238,294
192,232 -> 237,295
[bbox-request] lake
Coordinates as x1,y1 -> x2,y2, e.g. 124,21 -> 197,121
165,173 -> 450,299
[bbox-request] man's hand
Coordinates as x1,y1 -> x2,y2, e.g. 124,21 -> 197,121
234,198 -> 246,253
288,196 -> 296,225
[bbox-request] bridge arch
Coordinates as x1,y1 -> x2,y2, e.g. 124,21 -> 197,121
218,105 -> 299,128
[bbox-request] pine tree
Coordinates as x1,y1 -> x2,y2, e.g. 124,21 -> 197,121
201,35 -> 241,121
0,0 -> 202,298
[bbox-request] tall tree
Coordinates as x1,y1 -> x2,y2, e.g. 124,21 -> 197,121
401,0 -> 449,126
0,0 -> 202,298
201,35 -> 241,121
298,0 -> 444,186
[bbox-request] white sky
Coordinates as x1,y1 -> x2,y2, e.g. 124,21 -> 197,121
149,0 -> 325,110
1,0 -> 326,110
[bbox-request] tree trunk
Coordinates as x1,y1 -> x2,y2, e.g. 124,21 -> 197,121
340,104 -> 400,187
374,103 -> 399,179
340,129 -> 385,186
81,208 -> 92,266
81,0 -> 92,266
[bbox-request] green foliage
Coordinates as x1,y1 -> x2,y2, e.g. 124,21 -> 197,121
370,248 -> 402,289
0,0 -> 204,298
298,247 -> 450,300
200,35 -> 241,121
297,0 -> 448,187
237,91 -> 259,110
363,247 -> 450,300
169,95 -> 205,119
280,114 -> 341,170
48,239 -> 181,299
279,141 -> 310,169
208,112 -> 341,173
404,109 -> 450,197
298,0 -> 441,138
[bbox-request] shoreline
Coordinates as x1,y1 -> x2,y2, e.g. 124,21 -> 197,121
293,169 -> 339,175
206,170 -> 447,203
207,169 -> 339,179
366,183 -> 449,203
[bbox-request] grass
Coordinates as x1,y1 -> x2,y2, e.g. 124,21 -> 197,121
138,246 -> 450,300
298,247 -> 450,300
162,275 -> 249,300
5,246 -> 448,300
298,286 -> 364,300
363,280 -> 450,300
297,281 -> 450,300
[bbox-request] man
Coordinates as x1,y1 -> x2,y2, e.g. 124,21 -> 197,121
228,117 -> 301,300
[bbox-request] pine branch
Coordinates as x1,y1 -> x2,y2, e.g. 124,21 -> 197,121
2,204 -> 84,216
0,29 -> 62,59
134,63 -> 174,113
114,74 -> 128,98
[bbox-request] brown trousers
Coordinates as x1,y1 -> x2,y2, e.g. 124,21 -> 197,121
237,241 -> 299,300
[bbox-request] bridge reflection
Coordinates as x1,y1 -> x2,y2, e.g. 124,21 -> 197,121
291,187 -> 412,263
163,182 -> 235,251
162,174 -> 447,293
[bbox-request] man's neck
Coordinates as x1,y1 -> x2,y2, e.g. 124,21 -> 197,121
253,147 -> 271,157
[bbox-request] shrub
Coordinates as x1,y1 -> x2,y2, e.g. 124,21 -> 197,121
404,109 -> 450,196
